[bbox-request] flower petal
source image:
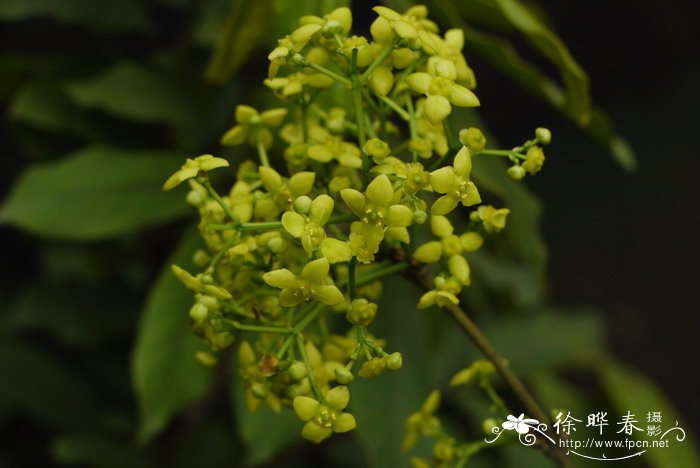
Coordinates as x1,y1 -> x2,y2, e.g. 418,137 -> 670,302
424,94 -> 451,125
300,257 -> 329,284
301,421 -> 333,443
450,84 -> 480,107
340,189 -> 366,216
279,288 -> 304,307
430,215 -> 454,238
413,241 -> 443,263
263,269 -> 297,288
313,285 -> 344,305
453,146 -> 472,178
334,413 -> 357,433
366,174 -> 394,206
321,238 -> 352,263
385,204 -> 413,227
385,227 -> 410,243
288,172 -> 315,197
429,167 -> 455,194
406,72 -> 431,94
310,194 -> 334,225
448,255 -> 470,285
293,396 -> 320,422
431,195 -> 459,215
325,385 -> 349,410
282,211 -> 306,238
220,125 -> 248,146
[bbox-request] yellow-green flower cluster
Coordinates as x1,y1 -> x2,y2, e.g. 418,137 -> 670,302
162,4 -> 550,445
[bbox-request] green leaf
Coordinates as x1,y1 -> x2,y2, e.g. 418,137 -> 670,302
66,62 -> 193,127
0,336 -> 102,430
0,0 -> 149,32
483,309 -> 605,372
52,433 -> 147,468
4,282 -> 137,346
352,276 -> 441,467
204,0 -> 272,83
599,360 -> 700,468
131,229 -> 212,444
230,382 -> 300,465
9,82 -> 88,135
493,0 -> 590,124
0,145 -> 192,240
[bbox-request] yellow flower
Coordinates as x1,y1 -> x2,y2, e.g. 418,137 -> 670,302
263,257 -> 344,307
163,154 -> 228,191
293,386 -> 357,443
372,6 -> 440,53
341,174 -> 413,254
403,390 -> 442,450
407,59 -> 480,124
429,146 -> 481,215
476,205 -> 510,233
221,105 -> 287,150
522,146 -> 545,175
170,264 -> 231,299
281,194 -> 352,262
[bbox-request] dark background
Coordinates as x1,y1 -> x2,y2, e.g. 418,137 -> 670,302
476,0 -> 700,426
0,0 -> 698,465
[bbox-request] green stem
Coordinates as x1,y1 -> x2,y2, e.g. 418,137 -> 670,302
257,140 -> 270,167
297,334 -> 322,400
348,257 -> 357,300
481,379 -> 510,417
350,48 -> 368,171
304,60 -> 352,87
373,93 -> 410,121
223,319 -> 291,334
277,335 -> 294,359
443,118 -> 459,151
479,149 -> 526,160
338,261 -> 409,289
406,95 -> 418,161
201,179 -> 240,224
228,214 -> 355,233
361,43 -> 395,82
408,267 -> 575,468
292,302 -> 325,335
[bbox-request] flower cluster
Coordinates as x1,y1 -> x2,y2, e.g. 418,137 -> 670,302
164,4 -> 550,444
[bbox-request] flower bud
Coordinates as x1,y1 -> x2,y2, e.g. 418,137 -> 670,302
535,127 -> 551,145
424,95 -> 451,124
192,249 -> 210,268
195,351 -> 218,367
189,303 -> 208,324
288,361 -> 308,381
347,298 -> 378,326
433,438 -> 454,463
199,273 -> 214,285
293,195 -> 313,214
335,367 -> 355,384
522,146 -> 545,175
329,176 -> 351,193
507,165 -> 525,180
458,127 -> 486,153
386,352 -> 403,370
186,189 -> 204,206
322,20 -> 344,37
251,382 -> 269,399
482,418 -> 499,436
413,210 -> 427,225
363,138 -> 391,162
267,236 -> 287,253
